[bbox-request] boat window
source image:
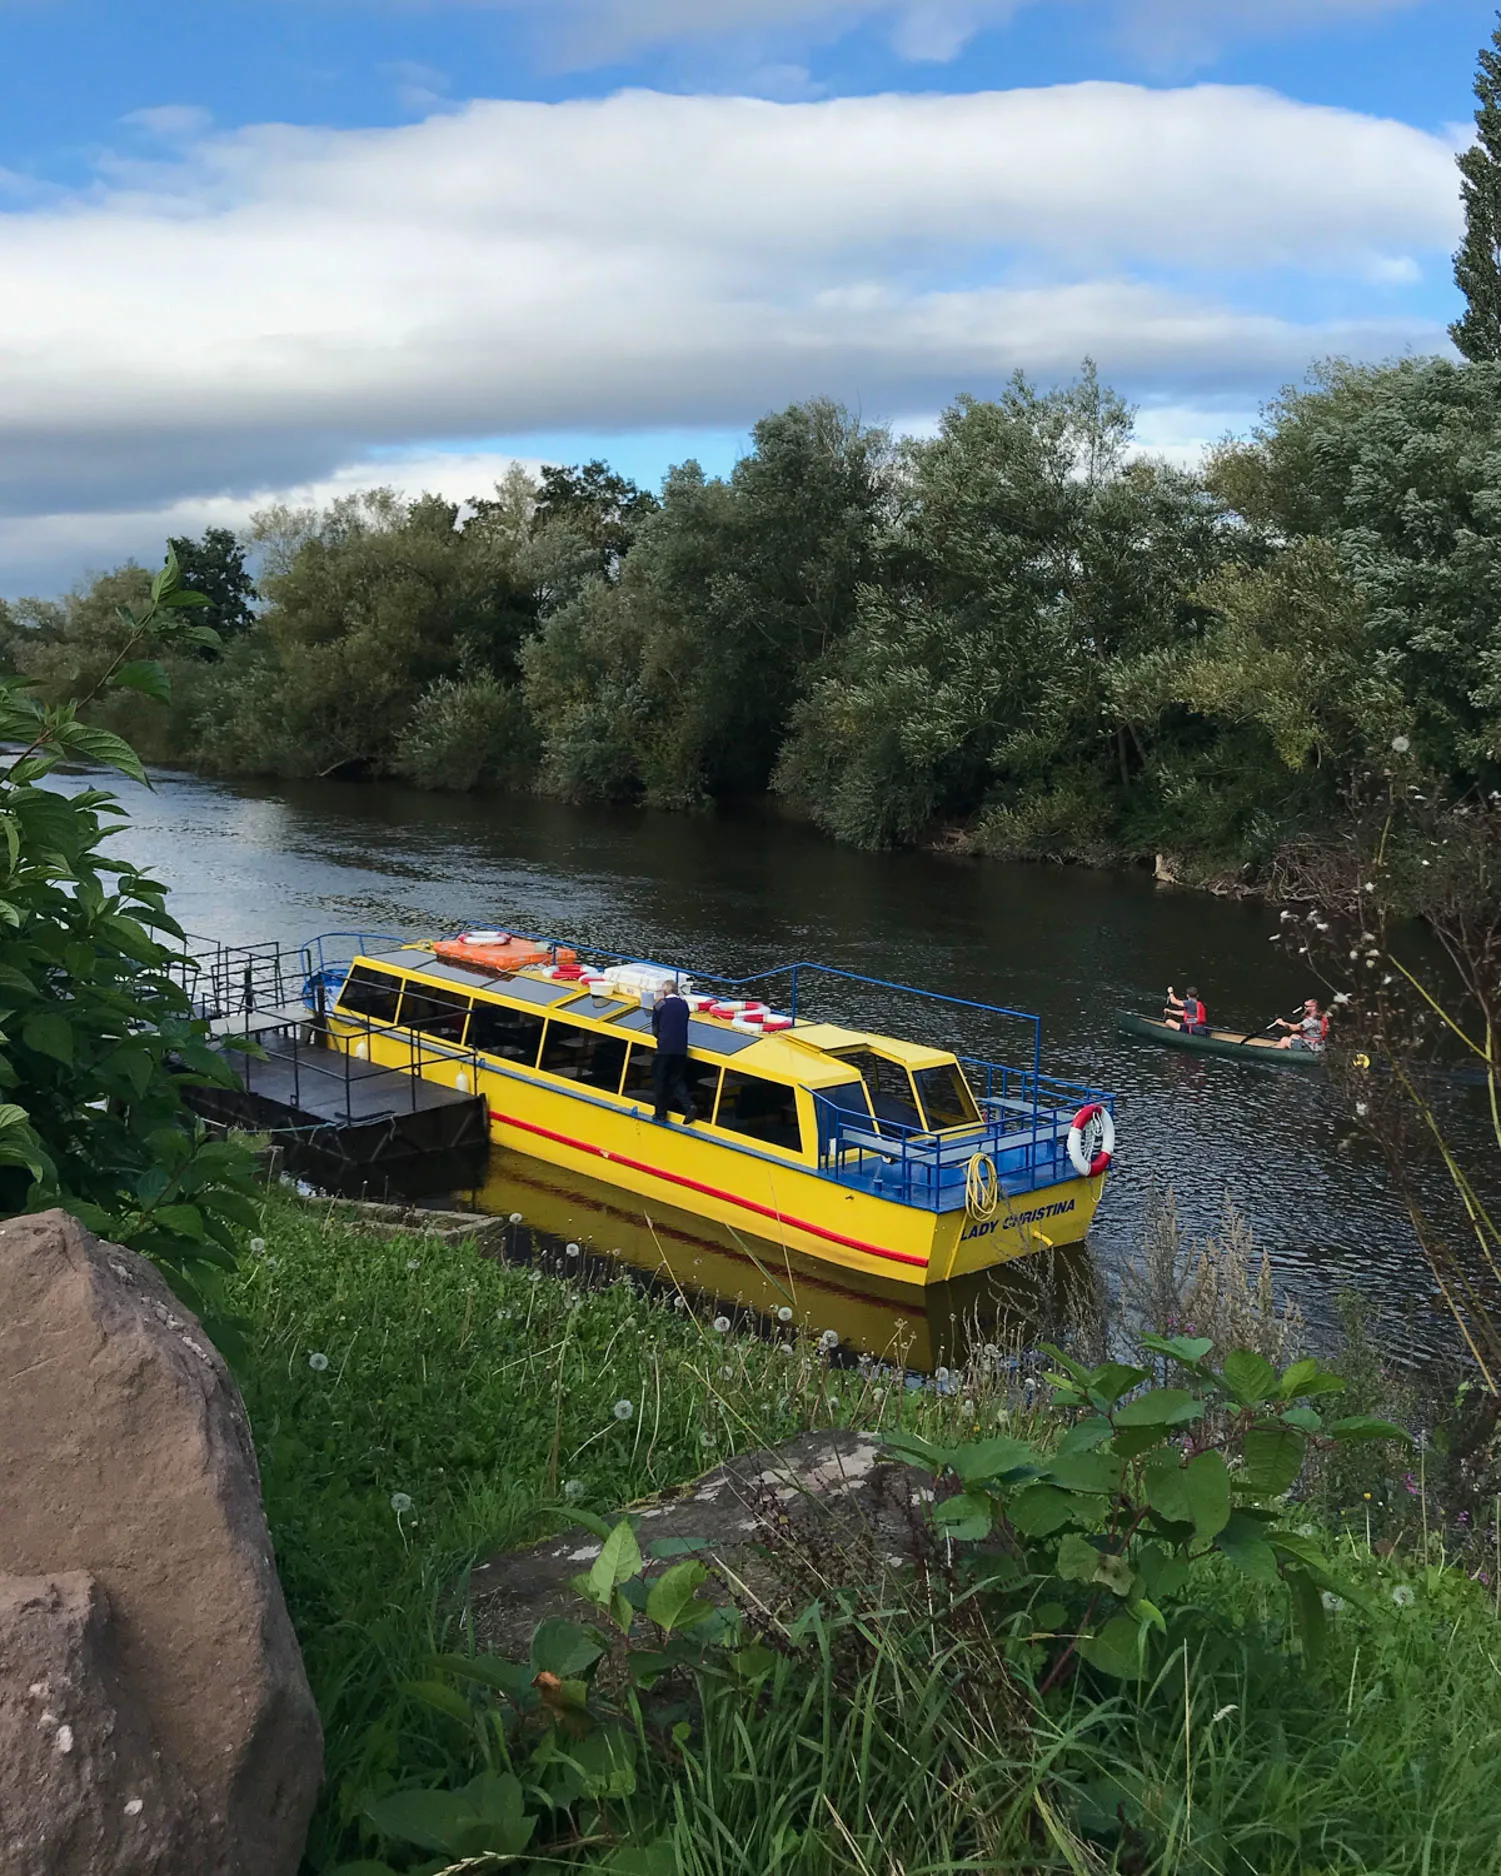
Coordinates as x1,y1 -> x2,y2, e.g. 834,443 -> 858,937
338,965 -> 403,1025
620,1042 -> 656,1105
469,999 -> 545,1066
398,982 -> 472,1042
835,1049 -> 922,1129
812,1078 -> 872,1148
538,1019 -> 632,1093
714,1070 -> 804,1152
913,1063 -> 980,1130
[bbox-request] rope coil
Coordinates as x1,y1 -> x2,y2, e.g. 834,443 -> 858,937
965,1151 -> 1001,1221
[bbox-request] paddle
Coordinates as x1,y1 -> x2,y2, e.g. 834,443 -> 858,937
1228,1007 -> 1304,1050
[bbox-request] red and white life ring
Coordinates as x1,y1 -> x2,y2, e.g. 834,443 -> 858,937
1067,1103 -> 1116,1178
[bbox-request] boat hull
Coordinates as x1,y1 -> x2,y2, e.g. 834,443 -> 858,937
1115,1010 -> 1322,1068
342,1026 -> 1105,1286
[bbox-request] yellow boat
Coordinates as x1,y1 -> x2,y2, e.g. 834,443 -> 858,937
310,932 -> 1116,1289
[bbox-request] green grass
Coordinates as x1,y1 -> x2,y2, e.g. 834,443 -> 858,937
232,1195 -> 1501,1876
230,1193 -> 1004,1868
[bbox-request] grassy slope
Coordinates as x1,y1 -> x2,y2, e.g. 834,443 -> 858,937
233,1195 -> 1501,1875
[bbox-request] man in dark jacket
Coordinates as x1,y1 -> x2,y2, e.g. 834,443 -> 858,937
651,980 -> 696,1124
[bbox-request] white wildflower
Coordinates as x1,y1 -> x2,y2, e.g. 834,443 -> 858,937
563,1479 -> 585,1502
1211,1704 -> 1238,1725
1355,1101 -> 1369,1117
529,1270 -> 542,1284
721,1365 -> 734,1379
1321,1591 -> 1345,1613
819,1329 -> 838,1351
700,1430 -> 714,1445
406,1258 -> 421,1271
1391,735 -> 1411,755
248,1236 -> 267,1257
1391,1584 -> 1415,1607
566,1242 -> 581,1258
713,1315 -> 732,1334
828,1396 -> 840,1410
508,1212 -> 523,1223
613,1399 -> 635,1422
390,1492 -> 413,1515
307,1352 -> 330,1372
777,1306 -> 794,1323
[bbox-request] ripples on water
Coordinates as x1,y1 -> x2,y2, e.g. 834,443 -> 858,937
62,765 -> 1489,1369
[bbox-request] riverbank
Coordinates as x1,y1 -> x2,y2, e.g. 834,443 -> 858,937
235,1190 -> 1501,1875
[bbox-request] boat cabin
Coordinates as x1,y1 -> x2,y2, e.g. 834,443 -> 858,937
333,947 -> 985,1165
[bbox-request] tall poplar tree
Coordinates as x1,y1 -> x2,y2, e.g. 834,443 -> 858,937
1452,14 -> 1501,362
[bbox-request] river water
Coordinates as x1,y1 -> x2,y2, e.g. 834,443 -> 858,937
73,765 -> 1462,1368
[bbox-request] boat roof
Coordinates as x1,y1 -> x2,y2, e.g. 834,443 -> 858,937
355,946 -> 958,1087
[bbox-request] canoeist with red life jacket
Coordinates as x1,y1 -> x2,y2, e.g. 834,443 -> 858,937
1164,985 -> 1210,1036
1273,997 -> 1329,1053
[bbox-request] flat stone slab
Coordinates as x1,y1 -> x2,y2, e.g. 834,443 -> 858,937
468,1431 -> 937,1658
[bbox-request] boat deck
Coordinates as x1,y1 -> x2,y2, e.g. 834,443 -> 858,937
184,1017 -> 489,1166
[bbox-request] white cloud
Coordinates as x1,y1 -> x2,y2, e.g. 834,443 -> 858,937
0,81 -> 1458,584
0,448 -> 540,596
451,0 -> 1429,68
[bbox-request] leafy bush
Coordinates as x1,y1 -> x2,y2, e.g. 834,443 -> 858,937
0,551 -> 258,1316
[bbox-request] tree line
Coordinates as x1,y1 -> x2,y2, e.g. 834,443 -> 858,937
4,353 -> 1498,879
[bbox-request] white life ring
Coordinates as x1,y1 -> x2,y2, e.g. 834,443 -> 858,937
1067,1103 -> 1115,1178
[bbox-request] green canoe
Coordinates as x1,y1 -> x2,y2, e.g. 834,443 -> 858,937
1115,1010 -> 1323,1070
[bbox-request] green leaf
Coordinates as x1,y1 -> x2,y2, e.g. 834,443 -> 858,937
1046,1450 -> 1123,1495
1220,1350 -> 1278,1406
529,1618 -> 604,1679
437,1653 -> 533,1699
950,1434 -> 1043,1485
116,660 -> 172,706
586,1520 -> 643,1604
1056,1417 -> 1114,1455
1056,1532 -> 1102,1583
22,1011 -> 72,1065
1084,1362 -> 1151,1408
1286,1567 -> 1328,1664
1113,1388 -> 1203,1428
1078,1613 -> 1145,1680
1276,1357 -> 1345,1400
1215,1509 -> 1280,1582
601,1840 -> 678,1875
1241,1423 -> 1306,1496
1327,1415 -> 1412,1444
934,1490 -> 994,1541
1139,1332 -> 1214,1367
1007,1482 -> 1079,1537
364,1788 -> 469,1856
1183,1450 -> 1232,1542
58,723 -> 148,785
645,1560 -> 715,1634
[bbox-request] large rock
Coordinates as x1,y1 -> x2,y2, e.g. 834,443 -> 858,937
0,1210 -> 321,1876
0,1571 -> 192,1873
469,1430 -> 936,1658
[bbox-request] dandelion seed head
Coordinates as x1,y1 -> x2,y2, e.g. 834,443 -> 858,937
509,1212 -> 523,1223
777,1306 -> 793,1323
390,1492 -> 412,1515
1321,1591 -> 1345,1613
713,1316 -> 731,1334
1391,1584 -> 1415,1607
1391,735 -> 1410,754
613,1399 -> 634,1422
406,1258 -> 421,1271
248,1236 -> 267,1257
566,1242 -> 581,1258
563,1479 -> 585,1502
819,1329 -> 838,1351
307,1352 -> 329,1372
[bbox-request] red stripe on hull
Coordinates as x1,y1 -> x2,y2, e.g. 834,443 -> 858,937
488,1108 -> 930,1270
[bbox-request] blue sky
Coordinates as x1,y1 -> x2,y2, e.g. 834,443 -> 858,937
0,0 -> 1487,589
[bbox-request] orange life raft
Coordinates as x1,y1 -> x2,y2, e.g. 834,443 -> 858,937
433,931 -> 578,975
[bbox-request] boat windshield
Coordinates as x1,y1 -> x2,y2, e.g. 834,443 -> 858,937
913,1062 -> 981,1131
